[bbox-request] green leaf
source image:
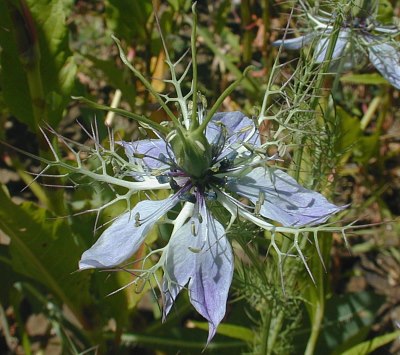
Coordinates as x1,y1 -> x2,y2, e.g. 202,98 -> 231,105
191,321 -> 254,342
105,0 -> 152,42
341,330 -> 400,355
0,186 -> 92,326
119,332 -> 245,352
322,291 -> 384,354
340,73 -> 389,86
0,0 -> 77,130
335,107 -> 379,164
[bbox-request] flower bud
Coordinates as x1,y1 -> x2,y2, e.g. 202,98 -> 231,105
171,130 -> 212,179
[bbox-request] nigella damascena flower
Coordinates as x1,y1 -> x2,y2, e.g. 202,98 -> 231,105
79,110 -> 343,342
273,13 -> 400,88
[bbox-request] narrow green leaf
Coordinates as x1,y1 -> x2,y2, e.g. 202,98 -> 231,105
341,330 -> 400,355
119,332 -> 245,350
340,73 -> 389,85
191,321 -> 254,342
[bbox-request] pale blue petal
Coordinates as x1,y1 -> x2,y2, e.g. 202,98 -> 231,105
162,213 -> 202,320
314,29 -> 349,63
189,210 -> 233,343
79,196 -> 179,269
227,167 -> 344,227
272,33 -> 315,50
367,40 -> 400,89
118,139 -> 171,169
162,202 -> 233,343
206,112 -> 260,160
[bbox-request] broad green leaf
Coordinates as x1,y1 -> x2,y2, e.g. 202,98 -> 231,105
322,291 -> 384,354
0,186 -> 92,326
0,0 -> 34,127
335,107 -> 361,150
335,107 -> 379,164
340,73 -> 389,85
0,0 -> 77,131
342,330 -> 400,355
0,246 -> 15,305
191,321 -> 254,342
377,0 -> 394,23
293,291 -> 384,354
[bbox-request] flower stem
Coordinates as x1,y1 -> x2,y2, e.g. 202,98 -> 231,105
190,3 -> 199,129
198,66 -> 254,133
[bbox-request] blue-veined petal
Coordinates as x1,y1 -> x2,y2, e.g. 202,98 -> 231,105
314,29 -> 349,63
79,195 -> 180,269
162,200 -> 233,343
118,139 -> 172,170
206,112 -> 260,160
162,211 -> 202,320
272,33 -> 316,50
366,38 -> 400,89
226,167 -> 343,227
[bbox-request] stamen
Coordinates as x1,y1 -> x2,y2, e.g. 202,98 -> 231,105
138,127 -> 148,136
166,130 -> 177,143
205,191 -> 217,200
135,212 -> 141,227
191,221 -> 197,236
258,191 -> 265,205
156,175 -> 169,184
238,125 -> 252,133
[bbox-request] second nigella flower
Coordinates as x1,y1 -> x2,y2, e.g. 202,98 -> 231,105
273,6 -> 400,89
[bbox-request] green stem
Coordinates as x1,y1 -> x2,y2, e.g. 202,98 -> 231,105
293,13 -> 344,181
267,311 -> 285,354
240,0 -> 253,65
260,310 -> 271,355
305,303 -> 324,355
190,3 -> 199,128
198,66 -> 254,132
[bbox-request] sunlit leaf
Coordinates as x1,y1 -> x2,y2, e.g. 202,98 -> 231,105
341,330 -> 400,355
340,73 -> 389,85
0,0 -> 77,130
191,321 -> 254,342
